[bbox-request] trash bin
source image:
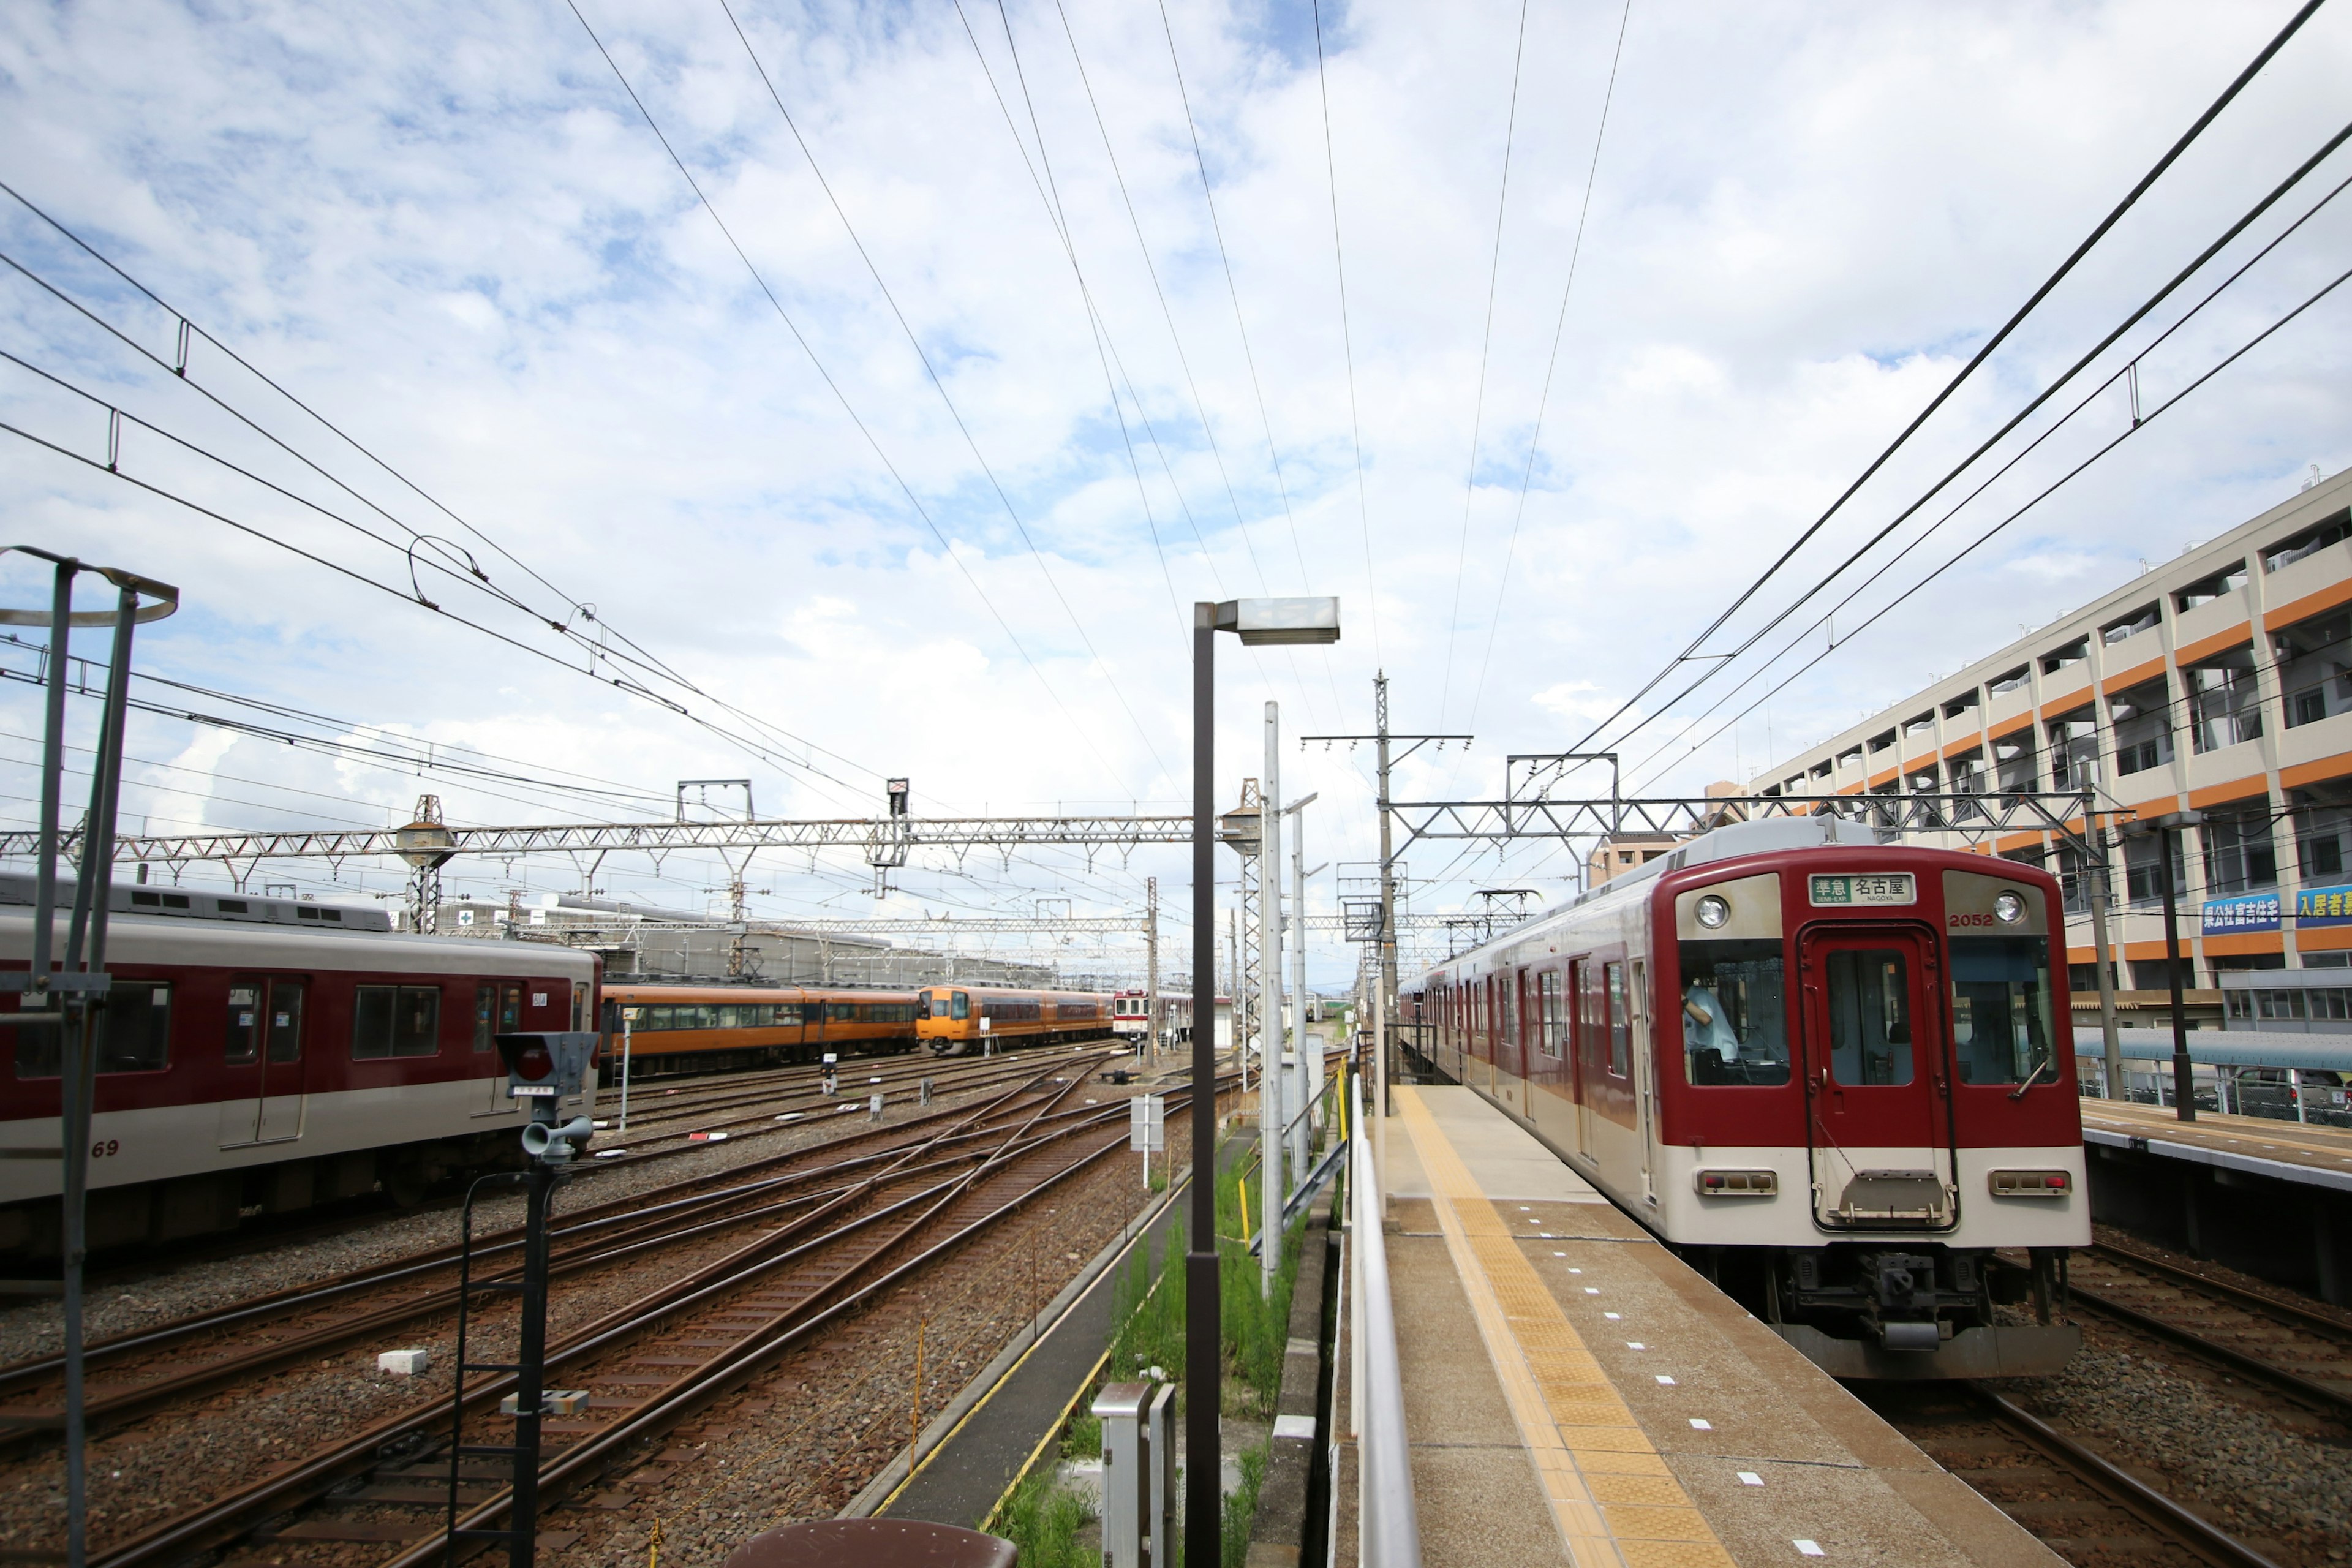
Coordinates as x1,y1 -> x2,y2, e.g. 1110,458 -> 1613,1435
719,1520 -> 1017,1568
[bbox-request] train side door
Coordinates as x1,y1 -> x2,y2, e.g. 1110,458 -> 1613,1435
219,977 -> 305,1147
1796,927 -> 1957,1231
1569,959 -> 1591,1160
255,980 -> 306,1142
1631,959 -> 1654,1207
478,982 -> 523,1114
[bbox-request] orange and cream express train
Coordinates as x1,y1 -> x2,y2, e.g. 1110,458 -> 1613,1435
914,986 -> 1117,1055
607,982 -> 1120,1069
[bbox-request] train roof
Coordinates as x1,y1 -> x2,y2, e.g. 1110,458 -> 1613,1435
0,871 -> 392,930
605,982 -> 917,1000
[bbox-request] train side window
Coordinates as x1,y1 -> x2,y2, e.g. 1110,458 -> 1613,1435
1947,935 -> 2056,1085
90,980 -> 172,1074
500,984 -> 523,1034
1605,962 -> 1630,1077
1824,950 -> 1913,1085
952,991 -> 970,1021
1499,974 -> 1519,1057
9,1000 -> 60,1079
1677,940 -> 1789,1085
1537,971 -> 1566,1058
829,1001 -> 857,1023
226,983 -> 262,1065
265,982 -> 303,1065
474,984 -> 497,1052
354,985 -> 442,1059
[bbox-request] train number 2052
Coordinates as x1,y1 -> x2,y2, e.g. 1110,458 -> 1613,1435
1947,911 -> 2000,928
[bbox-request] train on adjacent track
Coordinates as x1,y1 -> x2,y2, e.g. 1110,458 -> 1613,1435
1,875 -> 1119,1261
1403,816 -> 2089,1379
915,984 -> 1119,1055
0,877 -> 596,1261
1109,989 -> 1198,1049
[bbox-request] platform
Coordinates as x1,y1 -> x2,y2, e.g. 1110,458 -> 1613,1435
2079,1096 -> 2352,1193
1370,1085 -> 2059,1567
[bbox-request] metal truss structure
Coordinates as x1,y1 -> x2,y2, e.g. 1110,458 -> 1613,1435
1382,790 -> 2108,854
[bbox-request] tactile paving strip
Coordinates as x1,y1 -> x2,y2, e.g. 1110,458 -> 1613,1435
1395,1088 -> 1733,1568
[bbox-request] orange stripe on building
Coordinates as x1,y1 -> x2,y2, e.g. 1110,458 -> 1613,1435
1838,780 -> 1865,796
2294,925 -> 2352,952
1986,710 -> 2035,741
1940,733 -> 1985,760
2187,775 -> 2269,809
2100,656 -> 2168,695
1867,766 -> 1898,789
2173,624 -> 2253,668
2262,574 -> 2352,630
2282,756 -> 2352,790
1993,831 -> 2044,854
2202,931 -> 2285,957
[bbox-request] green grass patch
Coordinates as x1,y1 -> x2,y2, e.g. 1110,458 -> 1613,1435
993,1466 -> 1095,1568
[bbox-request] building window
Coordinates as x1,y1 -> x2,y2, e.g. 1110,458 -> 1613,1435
1867,728 -> 1897,753
2108,677 -> 2173,777
1943,690 -> 1981,722
2186,647 -> 2263,753
2046,705 -> 2099,790
1994,735 -> 2037,792
1988,664 -> 2030,696
2041,636 -> 2090,674
2293,780 -> 2352,883
1902,710 -> 1936,737
1947,748 -> 1985,794
2122,829 -> 2186,907
2174,560 -> 2247,611
2053,842 -> 2094,915
2129,957 -> 2196,991
2260,511 -> 2350,573
2274,608 -> 2351,729
2101,603 -> 2160,644
2199,803 -> 2278,895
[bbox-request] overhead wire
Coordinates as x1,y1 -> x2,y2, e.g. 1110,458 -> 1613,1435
1436,0 -> 1532,728
557,1 -> 1137,805
701,0 -> 1172,786
1611,124 -> 2352,776
1556,0 -> 2331,758
0,185 -> 887,794
1458,0 -> 1633,744
1310,0 -> 1380,666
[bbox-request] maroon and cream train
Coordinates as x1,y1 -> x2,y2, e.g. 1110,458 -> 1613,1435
1404,817 -> 2089,1378
1,878 -> 598,1261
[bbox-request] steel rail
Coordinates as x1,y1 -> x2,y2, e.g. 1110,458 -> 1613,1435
80,1072 -> 1159,1568
2090,1240 -> 2352,1343
1,1096 -> 1102,1435
1967,1383 -> 2286,1568
382,1093 -> 1167,1568
2062,1281 -> 2352,1420
0,1061 -> 1078,1400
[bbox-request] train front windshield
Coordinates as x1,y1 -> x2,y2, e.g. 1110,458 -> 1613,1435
1677,938 -> 1790,1086
1947,936 -> 2057,1085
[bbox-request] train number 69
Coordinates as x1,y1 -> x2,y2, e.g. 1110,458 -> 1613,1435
90,1139 -> 119,1158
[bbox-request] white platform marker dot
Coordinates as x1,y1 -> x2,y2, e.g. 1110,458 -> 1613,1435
1656,1375 -> 1676,1385
1604,1312 -> 1622,1321
1626,1341 -> 1644,1350
1689,1418 -> 1712,1430
1554,1251 -> 1567,1257
1585,1287 -> 1600,1295
1738,1472 -> 1764,1487
1795,1541 -> 1825,1558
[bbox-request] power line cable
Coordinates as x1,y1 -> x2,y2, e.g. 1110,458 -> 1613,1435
559,0 -> 1132,797
706,0 -> 1172,786
1459,0 -> 1633,743
1558,0 -> 2330,758
1310,0 -> 1379,666
1436,0 -> 1532,727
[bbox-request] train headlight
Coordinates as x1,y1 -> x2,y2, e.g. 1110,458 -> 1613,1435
1694,895 -> 1730,930
1993,891 -> 2027,924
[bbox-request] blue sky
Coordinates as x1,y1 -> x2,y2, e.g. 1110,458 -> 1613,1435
1,0 -> 2348,986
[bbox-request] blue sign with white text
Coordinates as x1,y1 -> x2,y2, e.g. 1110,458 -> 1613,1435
2201,892 -> 2280,934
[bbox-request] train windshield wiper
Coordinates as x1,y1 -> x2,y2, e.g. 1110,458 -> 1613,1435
2007,1056 -> 2054,1101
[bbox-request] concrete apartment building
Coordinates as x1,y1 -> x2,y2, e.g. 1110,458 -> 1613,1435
1746,465 -> 2352,1026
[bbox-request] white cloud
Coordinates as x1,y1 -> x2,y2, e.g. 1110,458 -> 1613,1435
0,0 -> 2346,980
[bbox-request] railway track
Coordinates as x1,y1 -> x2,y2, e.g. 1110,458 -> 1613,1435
1868,1381 -> 2286,1568
0,1061 -> 1224,1567
2054,1244 -> 2352,1425
0,1053 -> 1122,1439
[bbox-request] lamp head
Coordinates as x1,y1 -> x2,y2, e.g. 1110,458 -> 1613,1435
1214,597 -> 1341,646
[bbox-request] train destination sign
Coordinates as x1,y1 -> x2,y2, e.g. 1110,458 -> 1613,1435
1808,873 -> 1915,907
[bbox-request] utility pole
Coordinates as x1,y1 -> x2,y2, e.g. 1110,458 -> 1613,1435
1144,876 -> 1160,1065
1260,704 -> 1283,1298
2084,814 -> 2125,1099
1287,793 -> 1319,1184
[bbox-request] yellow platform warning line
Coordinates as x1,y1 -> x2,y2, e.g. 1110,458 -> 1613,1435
1395,1088 -> 1732,1568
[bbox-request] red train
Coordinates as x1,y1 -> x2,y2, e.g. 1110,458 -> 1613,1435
1,877 -> 595,1261
1404,817 -> 2088,1378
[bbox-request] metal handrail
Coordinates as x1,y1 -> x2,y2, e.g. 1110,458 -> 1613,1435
1351,1074 -> 1421,1568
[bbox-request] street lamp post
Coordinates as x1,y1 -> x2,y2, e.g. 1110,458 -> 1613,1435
1191,597 -> 1338,1568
